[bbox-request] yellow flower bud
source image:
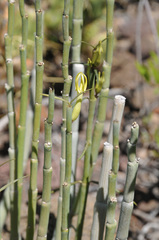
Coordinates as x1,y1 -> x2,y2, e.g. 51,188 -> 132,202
72,73 -> 87,121
75,72 -> 87,94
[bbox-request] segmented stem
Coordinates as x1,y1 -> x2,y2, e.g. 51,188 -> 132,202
26,0 -> 44,239
90,62 -> 110,175
17,0 -> 29,226
55,0 -> 72,239
108,95 -> 126,145
106,95 -> 126,179
37,89 -> 54,240
105,120 -> 120,240
61,106 -> 72,240
90,0 -> 115,176
71,0 -> 84,201
91,142 -> 113,240
4,1 -> 18,238
116,122 -> 139,240
75,88 -> 96,240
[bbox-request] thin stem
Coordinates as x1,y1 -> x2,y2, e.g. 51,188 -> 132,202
105,120 -> 120,240
75,88 -> 96,240
70,0 -> 84,204
17,25 -> 29,229
26,0 -> 44,238
90,0 -> 115,177
37,89 -> 54,240
91,142 -> 113,240
55,0 -> 72,238
90,62 -> 110,175
116,122 -> 139,240
4,0 -> 18,238
107,95 -> 126,145
61,106 -> 72,240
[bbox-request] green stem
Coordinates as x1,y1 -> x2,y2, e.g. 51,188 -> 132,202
17,40 -> 29,232
61,106 -> 72,240
107,95 -> 126,145
90,0 -> 115,176
70,0 -> 84,203
72,0 -> 83,63
105,121 -> 120,240
116,122 -> 139,240
106,0 -> 115,65
75,89 -> 96,240
26,1 -> 44,238
37,89 -> 54,240
4,1 -> 18,238
90,62 -> 110,175
91,142 -> 113,240
55,0 -> 72,239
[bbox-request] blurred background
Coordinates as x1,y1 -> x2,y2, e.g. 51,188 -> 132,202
0,0 -> 159,239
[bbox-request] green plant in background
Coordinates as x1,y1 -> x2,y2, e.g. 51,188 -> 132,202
0,0 -> 141,240
136,0 -> 159,90
136,0 -> 159,161
136,51 -> 159,87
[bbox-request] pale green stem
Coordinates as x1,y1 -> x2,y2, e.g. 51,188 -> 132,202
116,122 -> 139,240
70,64 -> 84,201
90,62 -> 110,176
71,0 -> 83,63
70,0 -> 84,204
37,89 -> 54,240
108,95 -> 126,145
105,120 -> 120,240
90,0 -> 115,176
26,1 -> 44,238
61,106 -> 72,240
55,0 -> 72,239
17,42 -> 29,231
19,0 -> 28,46
91,142 -> 113,240
3,1 -> 18,238
75,88 -> 97,240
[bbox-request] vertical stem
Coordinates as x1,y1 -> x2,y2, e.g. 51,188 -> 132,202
55,0 -> 72,239
37,89 -> 54,240
26,0 -> 44,239
90,0 -> 115,176
61,106 -> 72,240
4,0 -> 18,238
105,120 -> 120,240
71,0 -> 84,200
75,88 -> 96,240
116,122 -> 139,240
17,0 -> 29,226
70,64 -> 84,200
107,95 -> 126,145
91,142 -> 113,240
71,0 -> 83,63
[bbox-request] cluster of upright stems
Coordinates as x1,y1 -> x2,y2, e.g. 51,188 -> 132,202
1,0 -> 140,240
4,0 -> 17,238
